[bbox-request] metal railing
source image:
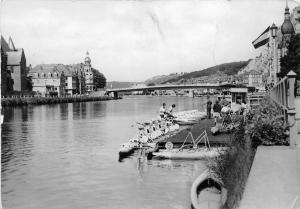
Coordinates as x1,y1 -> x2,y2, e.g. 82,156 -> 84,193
269,70 -> 298,146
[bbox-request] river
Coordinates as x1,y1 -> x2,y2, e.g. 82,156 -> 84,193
1,96 -> 210,209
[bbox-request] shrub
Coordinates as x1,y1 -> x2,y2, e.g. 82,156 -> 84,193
246,96 -> 289,147
207,121 -> 255,209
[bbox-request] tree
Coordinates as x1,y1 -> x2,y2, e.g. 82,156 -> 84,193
92,68 -> 106,88
26,76 -> 33,91
279,34 -> 300,79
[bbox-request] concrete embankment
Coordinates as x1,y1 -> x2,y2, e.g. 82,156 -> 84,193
1,95 -> 117,107
240,97 -> 300,209
239,146 -> 300,209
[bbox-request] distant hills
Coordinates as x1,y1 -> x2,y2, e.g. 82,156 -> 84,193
144,73 -> 183,85
108,60 -> 251,87
161,60 -> 251,84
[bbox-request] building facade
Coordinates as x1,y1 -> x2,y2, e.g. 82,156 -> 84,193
1,36 -> 27,93
30,64 -> 66,96
83,51 -> 96,92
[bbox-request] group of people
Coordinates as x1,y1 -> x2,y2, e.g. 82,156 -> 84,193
206,95 -> 249,125
159,103 -> 176,119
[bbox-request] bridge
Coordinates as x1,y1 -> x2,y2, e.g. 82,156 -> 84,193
106,83 -> 233,98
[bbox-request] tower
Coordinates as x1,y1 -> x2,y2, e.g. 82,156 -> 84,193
84,51 -> 94,91
280,1 -> 294,56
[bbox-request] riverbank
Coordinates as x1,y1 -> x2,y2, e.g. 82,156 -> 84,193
1,95 -> 118,107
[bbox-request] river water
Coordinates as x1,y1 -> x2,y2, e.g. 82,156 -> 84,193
1,96 -> 209,209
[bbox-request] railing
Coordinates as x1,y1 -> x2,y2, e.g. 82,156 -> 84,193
269,70 -> 298,146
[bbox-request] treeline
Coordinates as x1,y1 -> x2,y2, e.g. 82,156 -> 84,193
162,60 -> 250,84
1,96 -> 116,107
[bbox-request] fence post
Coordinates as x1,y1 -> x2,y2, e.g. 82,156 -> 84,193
287,71 -> 297,147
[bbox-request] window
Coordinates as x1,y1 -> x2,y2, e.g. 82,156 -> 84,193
65,83 -> 68,87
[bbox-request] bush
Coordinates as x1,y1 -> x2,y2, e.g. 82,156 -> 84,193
207,121 -> 255,209
246,96 -> 289,147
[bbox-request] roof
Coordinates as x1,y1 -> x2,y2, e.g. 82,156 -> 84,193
31,64 -> 76,76
6,50 -> 23,65
230,88 -> 248,93
1,36 -> 11,53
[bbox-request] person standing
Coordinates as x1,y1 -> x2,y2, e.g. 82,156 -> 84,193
206,96 -> 212,119
212,100 -> 222,125
159,103 -> 167,118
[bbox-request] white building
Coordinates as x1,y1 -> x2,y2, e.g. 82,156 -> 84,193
30,64 -> 66,96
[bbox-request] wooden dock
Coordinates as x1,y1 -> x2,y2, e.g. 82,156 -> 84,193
157,119 -> 231,148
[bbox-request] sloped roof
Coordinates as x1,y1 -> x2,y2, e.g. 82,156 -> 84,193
6,50 -> 23,65
1,36 -> 11,53
31,64 -> 76,76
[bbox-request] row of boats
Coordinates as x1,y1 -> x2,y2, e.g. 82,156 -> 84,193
119,110 -> 226,160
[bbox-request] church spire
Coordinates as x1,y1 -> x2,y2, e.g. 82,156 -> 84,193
84,51 -> 91,65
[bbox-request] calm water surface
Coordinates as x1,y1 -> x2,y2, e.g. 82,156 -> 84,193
2,96 -> 209,209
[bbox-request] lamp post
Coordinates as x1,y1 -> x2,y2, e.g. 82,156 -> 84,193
270,23 -> 278,84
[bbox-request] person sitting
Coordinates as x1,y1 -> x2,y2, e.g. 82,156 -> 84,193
220,95 -> 229,107
241,99 -> 248,115
159,103 -> 167,118
221,104 -> 232,126
166,104 -> 176,119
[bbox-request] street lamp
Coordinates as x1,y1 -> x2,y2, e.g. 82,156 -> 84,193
270,23 -> 278,38
270,23 -> 278,84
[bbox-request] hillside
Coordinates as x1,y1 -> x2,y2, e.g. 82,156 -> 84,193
144,73 -> 182,85
162,60 -> 251,84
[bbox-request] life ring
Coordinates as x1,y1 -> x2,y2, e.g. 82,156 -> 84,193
165,142 -> 173,150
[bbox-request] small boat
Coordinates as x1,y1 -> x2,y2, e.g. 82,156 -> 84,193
119,139 -> 140,157
173,110 -> 206,125
119,118 -> 179,158
153,147 -> 224,160
153,130 -> 227,160
191,170 -> 227,209
174,118 -> 198,126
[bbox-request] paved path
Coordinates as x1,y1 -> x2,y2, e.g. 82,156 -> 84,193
240,97 -> 300,209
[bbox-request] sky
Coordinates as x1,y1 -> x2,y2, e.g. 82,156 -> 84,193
1,0 -> 300,81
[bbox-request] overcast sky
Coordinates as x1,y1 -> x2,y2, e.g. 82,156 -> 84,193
1,0 -> 299,81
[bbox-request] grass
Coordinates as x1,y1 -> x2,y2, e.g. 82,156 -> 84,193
1,96 -> 115,107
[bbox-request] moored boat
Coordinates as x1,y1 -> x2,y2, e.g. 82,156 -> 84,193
153,130 -> 227,160
153,147 -> 225,160
191,170 -> 227,209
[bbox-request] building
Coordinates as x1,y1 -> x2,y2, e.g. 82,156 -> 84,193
243,70 -> 264,88
83,51 -> 95,92
1,37 -> 13,95
1,36 -> 27,92
30,52 -> 100,96
251,4 -> 300,84
68,63 -> 86,95
30,64 -> 66,96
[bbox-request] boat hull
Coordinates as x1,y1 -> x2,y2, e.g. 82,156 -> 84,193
153,148 -> 226,160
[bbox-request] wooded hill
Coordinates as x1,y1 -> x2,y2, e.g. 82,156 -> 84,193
161,60 -> 251,84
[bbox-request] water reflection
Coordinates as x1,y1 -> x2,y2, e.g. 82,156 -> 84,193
2,96 -> 209,209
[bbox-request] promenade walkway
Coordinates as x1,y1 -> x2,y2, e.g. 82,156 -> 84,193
239,97 -> 300,209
